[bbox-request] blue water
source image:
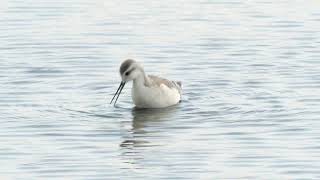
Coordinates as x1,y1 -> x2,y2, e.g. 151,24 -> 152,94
1,0 -> 320,179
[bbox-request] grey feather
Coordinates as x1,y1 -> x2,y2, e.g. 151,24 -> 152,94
148,75 -> 182,95
120,59 -> 135,75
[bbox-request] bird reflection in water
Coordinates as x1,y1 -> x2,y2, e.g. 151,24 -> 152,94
120,106 -> 178,165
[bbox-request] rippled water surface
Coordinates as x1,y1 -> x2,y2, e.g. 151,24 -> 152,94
1,0 -> 320,179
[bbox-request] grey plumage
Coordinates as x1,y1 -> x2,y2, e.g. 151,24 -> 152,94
148,75 -> 182,95
120,59 -> 135,75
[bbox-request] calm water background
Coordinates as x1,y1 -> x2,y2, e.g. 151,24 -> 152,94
1,0 -> 320,179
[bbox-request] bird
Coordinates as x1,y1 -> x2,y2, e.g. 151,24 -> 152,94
110,59 -> 182,108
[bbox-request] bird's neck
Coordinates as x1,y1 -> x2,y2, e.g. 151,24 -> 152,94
133,69 -> 151,87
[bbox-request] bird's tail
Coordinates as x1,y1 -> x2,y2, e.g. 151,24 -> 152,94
176,81 -> 182,88
172,81 -> 182,96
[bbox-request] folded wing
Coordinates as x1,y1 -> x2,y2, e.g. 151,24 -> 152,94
148,75 -> 182,95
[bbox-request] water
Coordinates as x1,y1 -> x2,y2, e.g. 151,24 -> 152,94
1,0 -> 320,179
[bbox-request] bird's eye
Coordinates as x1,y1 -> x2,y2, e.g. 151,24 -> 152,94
125,68 -> 135,76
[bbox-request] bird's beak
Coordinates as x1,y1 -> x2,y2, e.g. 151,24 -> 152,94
110,81 -> 126,106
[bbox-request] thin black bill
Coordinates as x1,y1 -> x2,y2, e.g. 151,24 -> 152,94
110,82 -> 126,106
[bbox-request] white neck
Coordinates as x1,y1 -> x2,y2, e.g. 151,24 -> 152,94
133,69 -> 150,87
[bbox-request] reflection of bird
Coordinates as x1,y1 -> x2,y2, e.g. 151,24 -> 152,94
110,59 -> 182,108
120,107 -> 178,149
131,107 -> 177,129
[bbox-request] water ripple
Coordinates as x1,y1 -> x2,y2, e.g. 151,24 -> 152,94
1,0 -> 320,179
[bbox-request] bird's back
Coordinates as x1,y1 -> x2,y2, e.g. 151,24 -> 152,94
148,75 -> 182,95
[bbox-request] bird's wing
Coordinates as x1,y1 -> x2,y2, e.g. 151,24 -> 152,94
148,75 -> 182,94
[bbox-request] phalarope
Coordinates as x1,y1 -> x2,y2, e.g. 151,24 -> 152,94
110,59 -> 182,108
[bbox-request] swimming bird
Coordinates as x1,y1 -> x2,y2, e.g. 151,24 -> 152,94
110,59 -> 182,108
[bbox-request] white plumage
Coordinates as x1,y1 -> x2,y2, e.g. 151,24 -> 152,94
110,59 -> 182,108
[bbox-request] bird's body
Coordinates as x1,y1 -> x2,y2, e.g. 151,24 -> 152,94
132,75 -> 181,108
110,59 -> 182,108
